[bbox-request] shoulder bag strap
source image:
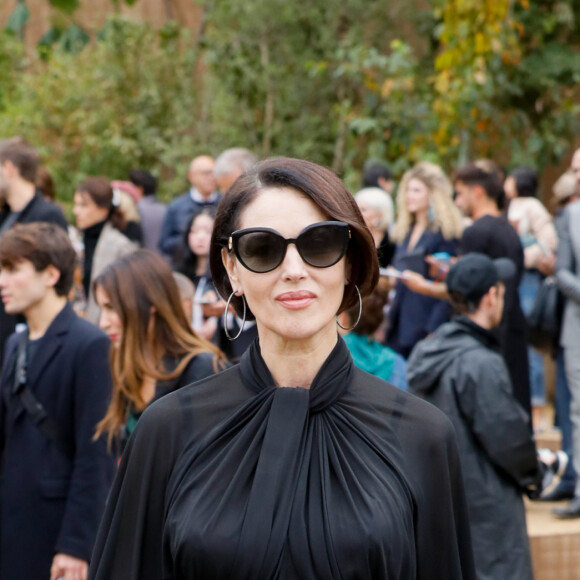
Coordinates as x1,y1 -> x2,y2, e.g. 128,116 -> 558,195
12,331 -> 74,460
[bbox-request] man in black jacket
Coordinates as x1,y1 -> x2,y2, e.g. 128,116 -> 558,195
408,253 -> 545,580
0,223 -> 114,580
0,139 -> 68,366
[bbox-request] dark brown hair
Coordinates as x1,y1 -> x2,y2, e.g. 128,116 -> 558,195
453,163 -> 506,210
209,157 -> 379,320
76,177 -> 126,232
345,286 -> 388,336
93,250 -> 226,445
0,139 -> 39,183
0,223 -> 75,296
36,166 -> 55,201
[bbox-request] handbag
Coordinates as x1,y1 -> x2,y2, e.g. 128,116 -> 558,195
526,276 -> 563,350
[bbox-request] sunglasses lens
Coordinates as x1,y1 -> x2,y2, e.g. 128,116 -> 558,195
237,231 -> 285,272
300,224 -> 348,267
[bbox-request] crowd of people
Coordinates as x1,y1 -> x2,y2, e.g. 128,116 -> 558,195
0,135 -> 579,579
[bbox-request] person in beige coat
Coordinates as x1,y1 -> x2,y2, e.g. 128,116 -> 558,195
73,177 -> 136,324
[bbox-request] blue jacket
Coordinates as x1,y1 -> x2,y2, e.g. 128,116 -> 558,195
0,303 -> 115,579
158,191 -> 221,260
387,228 -> 458,358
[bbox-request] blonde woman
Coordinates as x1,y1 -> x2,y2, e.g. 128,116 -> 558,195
387,161 -> 464,357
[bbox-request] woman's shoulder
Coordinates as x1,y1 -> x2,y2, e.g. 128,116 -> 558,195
100,222 -> 136,251
140,364 -> 244,438
349,367 -> 455,441
179,351 -> 224,385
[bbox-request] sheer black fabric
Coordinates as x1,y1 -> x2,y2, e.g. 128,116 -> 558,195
89,337 -> 475,579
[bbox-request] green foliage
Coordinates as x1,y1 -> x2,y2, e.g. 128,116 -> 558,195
0,0 -> 579,206
48,0 -> 80,15
6,1 -> 30,35
0,17 -> 206,205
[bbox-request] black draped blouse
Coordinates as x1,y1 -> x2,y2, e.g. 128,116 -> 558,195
89,337 -> 475,579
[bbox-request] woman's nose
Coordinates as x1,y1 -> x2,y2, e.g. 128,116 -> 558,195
280,244 -> 307,279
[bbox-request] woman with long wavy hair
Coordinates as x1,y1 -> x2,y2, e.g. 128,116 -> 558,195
93,249 -> 226,450
387,161 -> 464,358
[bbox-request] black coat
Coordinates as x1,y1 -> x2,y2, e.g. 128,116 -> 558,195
0,303 -> 115,580
408,317 -> 541,579
0,192 -> 68,367
89,337 -> 475,579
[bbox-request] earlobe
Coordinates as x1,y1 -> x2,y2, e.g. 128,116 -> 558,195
222,248 -> 242,294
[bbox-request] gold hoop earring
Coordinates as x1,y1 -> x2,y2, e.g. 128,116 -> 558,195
224,290 -> 247,341
337,285 -> 362,331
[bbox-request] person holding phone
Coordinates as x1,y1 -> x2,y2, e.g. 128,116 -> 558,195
386,161 -> 464,358
89,157 -> 475,580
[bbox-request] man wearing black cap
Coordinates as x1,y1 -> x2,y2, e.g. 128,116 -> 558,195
407,253 -> 548,580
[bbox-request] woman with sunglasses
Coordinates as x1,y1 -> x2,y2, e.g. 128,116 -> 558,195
89,158 -> 475,579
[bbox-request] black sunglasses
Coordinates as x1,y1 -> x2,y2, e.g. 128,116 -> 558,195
225,221 -> 351,273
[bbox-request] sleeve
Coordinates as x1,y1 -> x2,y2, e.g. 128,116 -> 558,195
158,202 -> 180,256
556,209 -> 580,303
412,412 -> 476,580
88,398 -> 184,579
424,236 -> 458,333
453,352 -> 541,492
55,332 -> 116,562
524,201 -> 558,269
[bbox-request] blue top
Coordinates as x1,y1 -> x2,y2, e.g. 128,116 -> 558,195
343,333 -> 407,390
387,228 -> 459,358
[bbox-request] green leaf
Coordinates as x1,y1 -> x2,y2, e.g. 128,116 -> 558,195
57,24 -> 89,54
38,26 -> 63,46
6,2 -> 30,33
49,0 -> 80,15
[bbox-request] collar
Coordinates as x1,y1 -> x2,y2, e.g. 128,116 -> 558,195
452,315 -> 501,352
83,219 -> 107,239
239,336 -> 353,413
190,188 -> 220,204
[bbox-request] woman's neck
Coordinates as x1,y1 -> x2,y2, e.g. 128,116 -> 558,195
195,255 -> 208,277
370,228 -> 383,248
258,324 -> 338,389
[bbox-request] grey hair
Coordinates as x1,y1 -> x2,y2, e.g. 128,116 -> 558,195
214,148 -> 258,178
354,187 -> 394,232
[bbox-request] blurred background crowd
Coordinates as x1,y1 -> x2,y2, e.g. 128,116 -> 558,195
2,0 -> 580,578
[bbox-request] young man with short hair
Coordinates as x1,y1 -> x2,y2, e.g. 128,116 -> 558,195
0,138 -> 68,366
0,223 -> 114,580
407,253 -> 547,580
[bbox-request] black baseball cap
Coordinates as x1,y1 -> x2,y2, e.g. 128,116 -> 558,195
446,253 -> 516,302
